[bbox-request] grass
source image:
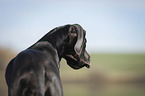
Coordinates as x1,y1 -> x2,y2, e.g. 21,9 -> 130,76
90,54 -> 145,75
60,53 -> 145,75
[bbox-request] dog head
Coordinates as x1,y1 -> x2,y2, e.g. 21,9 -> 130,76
63,24 -> 91,69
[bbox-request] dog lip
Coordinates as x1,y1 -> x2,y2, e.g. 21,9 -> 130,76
84,63 -> 90,68
65,54 -> 77,61
82,61 -> 90,68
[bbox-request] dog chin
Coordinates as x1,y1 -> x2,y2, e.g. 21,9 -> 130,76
64,54 -> 90,69
68,61 -> 85,69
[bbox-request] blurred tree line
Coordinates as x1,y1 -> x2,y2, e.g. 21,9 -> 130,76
0,47 -> 16,71
0,46 -> 16,96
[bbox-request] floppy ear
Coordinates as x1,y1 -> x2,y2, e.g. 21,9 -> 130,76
69,26 -> 77,38
73,25 -> 85,54
68,26 -> 77,46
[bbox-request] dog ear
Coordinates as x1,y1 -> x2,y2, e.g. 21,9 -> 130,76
74,25 -> 85,55
69,25 -> 85,54
69,26 -> 77,36
68,26 -> 77,45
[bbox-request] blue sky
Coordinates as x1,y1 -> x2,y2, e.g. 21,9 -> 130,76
0,0 -> 145,53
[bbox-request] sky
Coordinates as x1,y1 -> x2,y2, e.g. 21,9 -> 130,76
0,0 -> 145,53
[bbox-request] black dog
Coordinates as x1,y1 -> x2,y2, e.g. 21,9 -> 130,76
5,24 -> 90,96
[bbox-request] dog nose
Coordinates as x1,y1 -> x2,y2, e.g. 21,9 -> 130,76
81,50 -> 91,68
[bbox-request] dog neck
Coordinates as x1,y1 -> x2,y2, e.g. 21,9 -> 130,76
29,41 -> 60,69
30,30 -> 69,60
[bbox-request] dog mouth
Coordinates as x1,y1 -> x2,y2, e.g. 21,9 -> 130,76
64,54 -> 90,69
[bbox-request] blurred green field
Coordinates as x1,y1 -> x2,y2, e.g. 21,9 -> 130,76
60,53 -> 145,96
0,51 -> 145,96
60,53 -> 145,78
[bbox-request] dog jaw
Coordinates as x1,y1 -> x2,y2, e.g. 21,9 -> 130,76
64,54 -> 90,69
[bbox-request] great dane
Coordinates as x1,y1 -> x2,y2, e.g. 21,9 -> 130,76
5,24 -> 91,96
